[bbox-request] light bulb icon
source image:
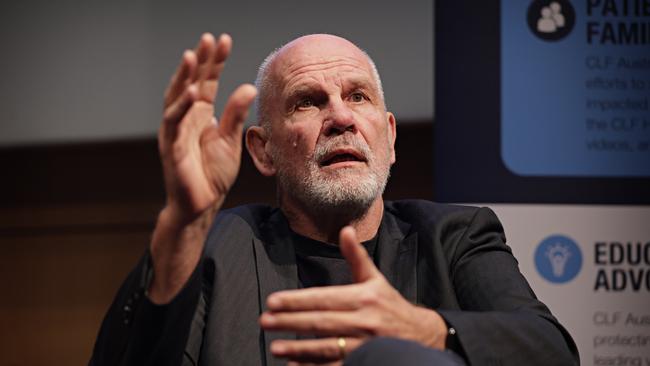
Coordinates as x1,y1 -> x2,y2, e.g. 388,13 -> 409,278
545,243 -> 571,277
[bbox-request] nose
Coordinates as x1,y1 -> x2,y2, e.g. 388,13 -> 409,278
322,98 -> 356,136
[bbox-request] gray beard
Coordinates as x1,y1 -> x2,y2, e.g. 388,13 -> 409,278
272,134 -> 391,220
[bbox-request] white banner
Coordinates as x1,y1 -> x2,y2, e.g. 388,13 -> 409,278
486,204 -> 650,366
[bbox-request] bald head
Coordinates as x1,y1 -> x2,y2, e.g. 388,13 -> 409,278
254,34 -> 384,128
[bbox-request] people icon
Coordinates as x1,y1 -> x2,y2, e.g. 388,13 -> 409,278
537,2 -> 565,33
550,2 -> 565,27
528,0 -> 575,40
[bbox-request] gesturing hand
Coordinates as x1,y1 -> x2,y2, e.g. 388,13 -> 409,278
149,33 -> 256,304
159,33 -> 257,225
260,227 -> 448,364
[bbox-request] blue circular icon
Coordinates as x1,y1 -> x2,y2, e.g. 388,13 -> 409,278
535,235 -> 582,284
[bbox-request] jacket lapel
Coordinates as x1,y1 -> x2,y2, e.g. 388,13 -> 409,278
253,210 -> 299,366
375,211 -> 418,304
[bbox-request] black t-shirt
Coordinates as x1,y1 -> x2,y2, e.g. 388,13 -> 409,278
292,231 -> 379,289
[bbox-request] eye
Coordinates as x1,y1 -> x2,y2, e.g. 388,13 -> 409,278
297,98 -> 314,109
349,92 -> 366,103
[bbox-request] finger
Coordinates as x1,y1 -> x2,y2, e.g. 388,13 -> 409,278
339,226 -> 380,282
271,337 -> 362,363
217,83 -> 257,141
266,283 -> 367,312
272,338 -> 339,363
208,33 -> 232,80
287,362 -> 342,366
164,50 -> 197,107
176,101 -> 214,148
163,84 -> 199,125
260,311 -> 371,337
161,84 -> 199,145
198,33 -> 232,102
196,33 -> 217,99
194,33 -> 216,73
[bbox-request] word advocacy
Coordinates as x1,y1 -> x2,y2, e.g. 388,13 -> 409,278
594,241 -> 650,291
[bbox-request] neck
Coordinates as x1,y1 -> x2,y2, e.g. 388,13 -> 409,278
281,197 -> 384,244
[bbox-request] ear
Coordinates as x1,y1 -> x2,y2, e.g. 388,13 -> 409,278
245,126 -> 276,176
386,112 -> 397,164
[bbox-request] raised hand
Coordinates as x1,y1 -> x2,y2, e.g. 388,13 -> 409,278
260,227 -> 448,364
149,33 -> 257,303
160,33 -> 256,224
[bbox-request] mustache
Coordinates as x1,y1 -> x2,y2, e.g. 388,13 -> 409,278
313,135 -> 372,163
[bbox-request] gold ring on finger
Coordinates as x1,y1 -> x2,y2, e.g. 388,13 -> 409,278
337,337 -> 347,358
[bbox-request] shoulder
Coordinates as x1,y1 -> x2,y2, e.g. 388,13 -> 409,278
384,199 -> 506,251
205,204 -> 279,246
217,204 -> 278,228
384,199 -> 486,228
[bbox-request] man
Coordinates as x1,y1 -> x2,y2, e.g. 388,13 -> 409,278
90,33 -> 579,366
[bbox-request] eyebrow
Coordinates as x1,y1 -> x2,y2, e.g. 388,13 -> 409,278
342,78 -> 376,94
341,77 -> 383,105
285,76 -> 376,99
284,85 -> 323,106
285,84 -> 318,100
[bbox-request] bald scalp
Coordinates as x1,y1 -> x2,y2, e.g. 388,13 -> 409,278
254,34 -> 385,130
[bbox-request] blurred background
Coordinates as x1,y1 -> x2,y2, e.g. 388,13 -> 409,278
0,1 -> 434,365
1,1 -> 648,365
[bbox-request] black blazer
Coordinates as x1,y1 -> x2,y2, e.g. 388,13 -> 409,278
90,200 -> 579,366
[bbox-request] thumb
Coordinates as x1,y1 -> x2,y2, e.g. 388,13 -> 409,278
339,226 -> 380,283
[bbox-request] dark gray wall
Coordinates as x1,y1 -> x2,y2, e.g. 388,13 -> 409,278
0,0 -> 433,146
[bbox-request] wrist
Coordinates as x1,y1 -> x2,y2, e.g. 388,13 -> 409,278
154,197 -> 223,241
412,306 -> 448,350
148,204 -> 219,304
157,200 -> 202,230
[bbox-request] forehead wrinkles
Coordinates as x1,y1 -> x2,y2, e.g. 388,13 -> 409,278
280,56 -> 373,92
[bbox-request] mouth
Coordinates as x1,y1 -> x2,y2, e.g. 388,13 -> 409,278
319,148 -> 367,167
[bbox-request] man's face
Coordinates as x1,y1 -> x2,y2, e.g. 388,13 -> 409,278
265,35 -> 396,215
